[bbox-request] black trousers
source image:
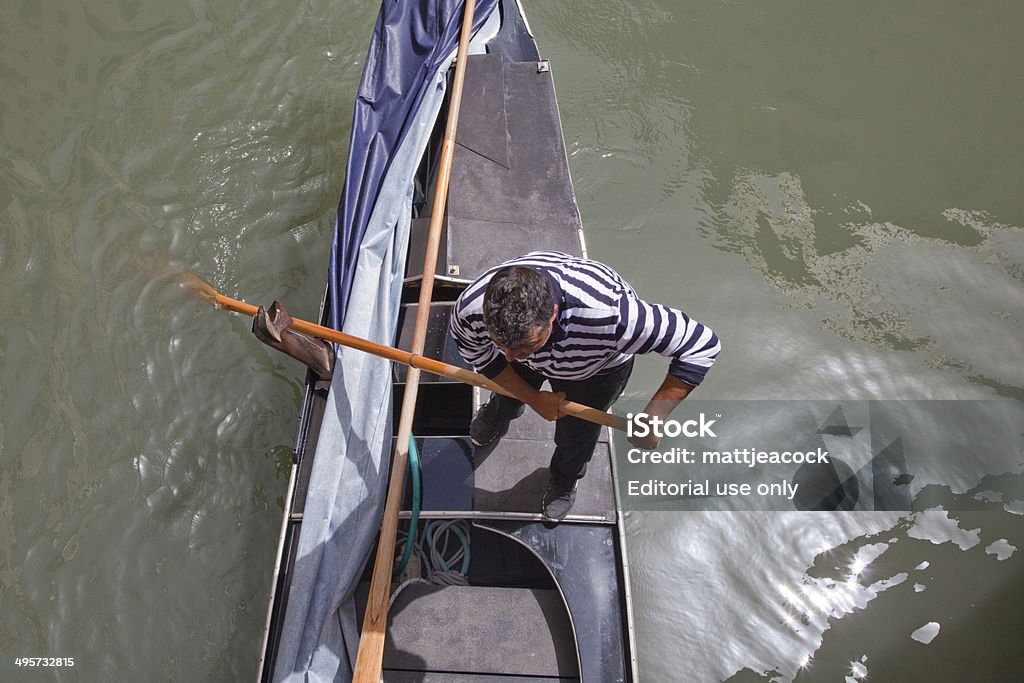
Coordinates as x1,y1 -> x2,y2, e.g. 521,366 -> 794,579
491,359 -> 634,489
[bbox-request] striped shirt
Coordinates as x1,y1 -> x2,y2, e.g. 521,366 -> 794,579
449,251 -> 721,385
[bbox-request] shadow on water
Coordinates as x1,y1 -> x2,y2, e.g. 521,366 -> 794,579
796,481 -> 1024,681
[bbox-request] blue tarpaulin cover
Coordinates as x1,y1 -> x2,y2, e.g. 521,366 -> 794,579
272,1 -> 499,681
329,0 -> 499,329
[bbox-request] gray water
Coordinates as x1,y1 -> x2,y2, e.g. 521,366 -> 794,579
1,1 -> 1021,681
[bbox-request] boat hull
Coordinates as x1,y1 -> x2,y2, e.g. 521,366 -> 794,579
260,2 -> 636,680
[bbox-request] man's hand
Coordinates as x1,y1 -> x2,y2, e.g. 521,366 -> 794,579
531,390 -> 566,422
628,374 -> 695,449
490,366 -> 565,422
628,430 -> 661,450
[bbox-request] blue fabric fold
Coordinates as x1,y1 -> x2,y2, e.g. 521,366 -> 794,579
272,2 -> 499,681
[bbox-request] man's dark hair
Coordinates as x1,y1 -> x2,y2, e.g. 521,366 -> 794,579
482,266 -> 554,348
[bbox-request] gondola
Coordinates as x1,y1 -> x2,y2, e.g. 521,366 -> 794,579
257,1 -> 637,680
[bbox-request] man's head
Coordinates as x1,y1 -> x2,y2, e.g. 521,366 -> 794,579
482,266 -> 557,361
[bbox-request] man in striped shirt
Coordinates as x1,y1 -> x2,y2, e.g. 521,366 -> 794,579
450,250 -> 721,519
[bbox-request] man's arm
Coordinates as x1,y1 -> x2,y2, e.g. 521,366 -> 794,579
449,286 -> 508,377
614,291 -> 720,448
491,365 -> 566,422
628,374 -> 694,448
615,293 -> 721,389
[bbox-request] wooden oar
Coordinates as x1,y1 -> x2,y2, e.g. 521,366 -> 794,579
354,2 -> 482,679
182,273 -> 630,431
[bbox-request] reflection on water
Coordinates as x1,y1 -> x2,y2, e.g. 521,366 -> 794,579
615,398 -> 1022,679
715,171 -> 1024,388
631,484 -> 1023,682
530,0 -> 1024,680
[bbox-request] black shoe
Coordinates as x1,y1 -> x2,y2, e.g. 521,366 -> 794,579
542,479 -> 579,520
470,398 -> 524,447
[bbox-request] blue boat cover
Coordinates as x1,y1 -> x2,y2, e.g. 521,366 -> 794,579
330,0 -> 499,329
273,1 -> 499,681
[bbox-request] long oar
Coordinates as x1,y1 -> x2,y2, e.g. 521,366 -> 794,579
182,273 -> 629,432
359,2 -> 507,677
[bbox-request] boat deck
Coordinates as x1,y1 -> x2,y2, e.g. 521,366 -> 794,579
407,387 -> 617,523
358,583 -> 577,681
375,22 -> 632,679
381,380 -> 627,681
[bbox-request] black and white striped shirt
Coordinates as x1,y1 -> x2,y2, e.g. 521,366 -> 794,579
450,251 -> 721,385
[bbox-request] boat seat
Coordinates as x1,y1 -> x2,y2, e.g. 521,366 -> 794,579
407,52 -> 585,284
375,583 -> 579,680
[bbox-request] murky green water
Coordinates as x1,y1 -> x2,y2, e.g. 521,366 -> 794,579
1,1 -> 1021,681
